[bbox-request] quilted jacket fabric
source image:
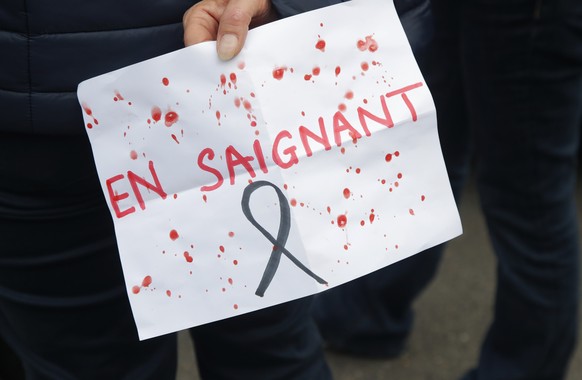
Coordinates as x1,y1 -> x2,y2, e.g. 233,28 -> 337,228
0,0 -> 430,135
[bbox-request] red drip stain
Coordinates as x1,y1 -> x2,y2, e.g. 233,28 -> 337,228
335,66 -> 341,76
169,229 -> 179,241
341,147 -> 346,154
142,275 -> 152,287
220,74 -> 227,87
290,199 -> 298,207
315,39 -> 326,52
203,194 -> 208,203
385,153 -> 393,162
132,286 -> 140,294
229,73 -> 237,84
327,206 -> 331,214
82,104 -> 93,116
272,67 -> 287,80
219,245 -> 225,253
243,100 -> 252,111
171,134 -> 180,144
228,278 -> 233,285
345,91 -> 354,100
184,251 -> 193,263
228,231 -> 235,237
130,150 -> 138,160
361,62 -> 369,71
216,110 -> 221,120
343,188 -> 351,199
338,103 -> 347,112
162,77 -> 170,86
114,91 -> 124,101
166,290 -> 172,297
421,195 -> 426,201
409,208 -> 415,216
284,184 -> 289,190
164,111 -> 179,127
350,131 -> 358,143
312,67 -> 321,76
304,74 -> 312,81
369,213 -> 376,223
151,106 -> 162,122
337,214 -> 348,228
357,35 -> 379,52
234,98 -> 241,108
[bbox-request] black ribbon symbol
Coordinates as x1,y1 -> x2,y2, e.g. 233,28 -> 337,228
241,180 -> 328,297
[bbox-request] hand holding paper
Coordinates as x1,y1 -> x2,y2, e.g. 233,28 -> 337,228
183,0 -> 277,60
78,0 -> 461,340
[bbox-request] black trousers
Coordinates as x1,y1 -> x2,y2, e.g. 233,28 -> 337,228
0,132 -> 330,380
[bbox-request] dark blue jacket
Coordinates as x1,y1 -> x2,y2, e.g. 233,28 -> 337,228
0,0 -> 430,135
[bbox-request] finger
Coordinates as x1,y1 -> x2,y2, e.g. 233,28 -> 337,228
216,0 -> 270,61
183,2 -> 222,47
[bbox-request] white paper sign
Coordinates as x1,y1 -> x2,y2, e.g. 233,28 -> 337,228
78,0 -> 462,340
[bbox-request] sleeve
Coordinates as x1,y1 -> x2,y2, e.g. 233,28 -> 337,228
271,0 -> 348,18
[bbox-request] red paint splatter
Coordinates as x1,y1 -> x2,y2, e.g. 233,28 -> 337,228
203,194 -> 208,203
335,66 -> 341,76
162,77 -> 170,86
219,245 -> 225,253
344,244 -> 349,250
169,229 -> 179,240
357,35 -> 379,52
233,260 -> 239,265
82,104 -> 93,116
114,91 -> 124,101
361,62 -> 369,71
228,278 -> 233,285
397,173 -> 403,179
360,220 -> 365,226
171,134 -> 180,144
315,39 -> 326,52
243,100 -> 252,111
86,123 -> 93,129
132,286 -> 140,294
142,276 -> 152,287
237,61 -> 246,70
304,74 -> 312,81
164,111 -> 179,127
216,110 -> 221,121
272,67 -> 287,80
341,147 -> 346,154
229,73 -> 237,84
395,151 -> 400,157
337,214 -> 348,228
290,199 -> 298,207
345,91 -> 354,100
421,195 -> 426,201
220,74 -> 227,87
234,98 -> 241,108
228,231 -> 235,237
343,188 -> 350,199
312,67 -> 321,76
385,153 -> 393,162
130,150 -> 138,160
409,208 -> 415,216
184,251 -> 193,263
369,212 -> 376,223
338,103 -> 347,112
151,106 -> 162,122
166,290 -> 172,297
327,206 -> 331,214
234,304 -> 239,310
355,168 -> 361,174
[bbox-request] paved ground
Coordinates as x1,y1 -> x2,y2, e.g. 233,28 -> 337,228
177,178 -> 582,379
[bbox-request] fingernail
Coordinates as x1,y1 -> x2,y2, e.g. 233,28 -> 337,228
218,34 -> 238,61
